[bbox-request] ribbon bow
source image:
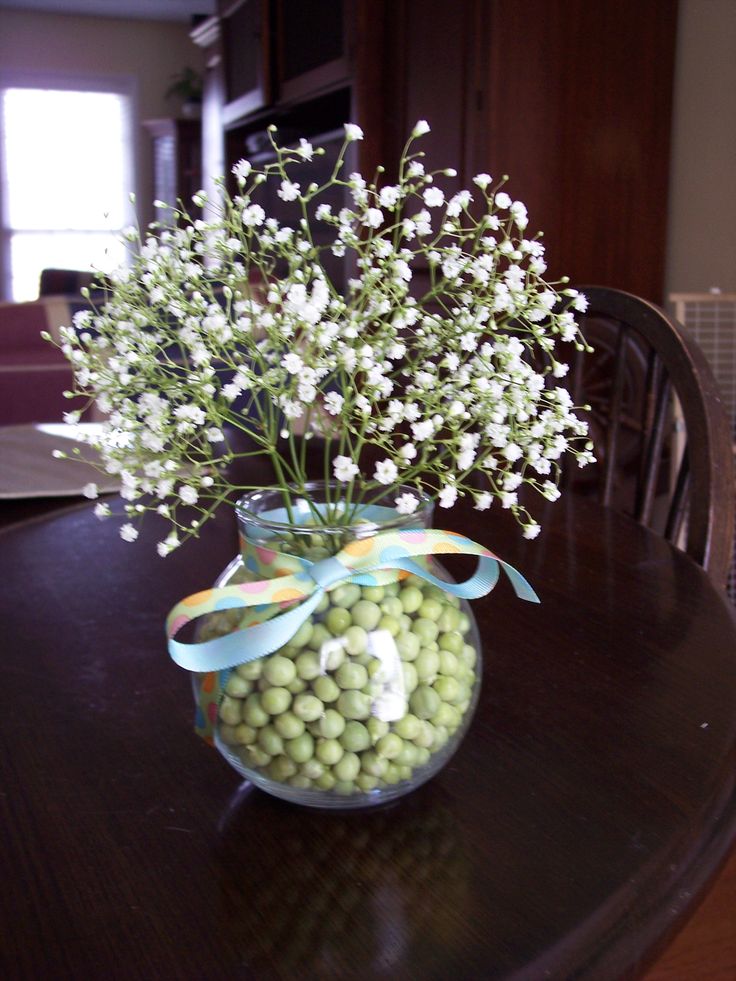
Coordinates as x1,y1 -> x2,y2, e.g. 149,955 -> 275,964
166,528 -> 539,675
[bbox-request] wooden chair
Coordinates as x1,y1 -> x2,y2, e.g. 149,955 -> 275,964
563,286 -> 734,587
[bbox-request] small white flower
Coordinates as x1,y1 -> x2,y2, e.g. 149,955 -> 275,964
179,485 -> 198,505
399,443 -> 417,461
412,119 -> 431,137
473,492 -> 493,511
242,203 -> 265,227
473,173 -> 492,189
494,191 -> 512,210
523,522 -> 541,539
119,523 -> 139,543
395,492 -> 420,514
344,123 -> 364,142
374,459 -> 399,485
232,159 -> 252,181
282,352 -> 303,374
333,455 -> 360,482
206,427 -> 225,442
297,138 -> 313,160
323,392 -> 344,415
82,482 -> 98,499
277,180 -> 301,202
423,187 -> 445,208
438,484 -> 458,508
362,207 -> 384,229
93,502 -> 111,519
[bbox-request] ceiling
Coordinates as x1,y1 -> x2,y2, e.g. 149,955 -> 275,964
0,0 -> 215,21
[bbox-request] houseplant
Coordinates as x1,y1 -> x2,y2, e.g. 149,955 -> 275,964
51,121 -> 593,806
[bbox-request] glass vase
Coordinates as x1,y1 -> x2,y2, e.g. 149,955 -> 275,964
194,482 -> 481,808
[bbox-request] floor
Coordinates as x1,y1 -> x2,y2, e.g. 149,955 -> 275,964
643,846 -> 736,980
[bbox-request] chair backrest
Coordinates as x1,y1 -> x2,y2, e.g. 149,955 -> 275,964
565,286 -> 734,586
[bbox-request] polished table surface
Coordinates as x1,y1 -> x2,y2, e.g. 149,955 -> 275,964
1,492 -> 735,980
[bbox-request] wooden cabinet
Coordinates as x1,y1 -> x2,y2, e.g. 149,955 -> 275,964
143,118 -> 202,224
195,0 -> 678,303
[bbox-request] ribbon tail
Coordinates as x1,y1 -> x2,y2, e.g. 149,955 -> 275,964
168,590 -> 324,672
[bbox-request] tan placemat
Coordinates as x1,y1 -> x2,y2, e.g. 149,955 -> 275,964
0,423 -> 120,499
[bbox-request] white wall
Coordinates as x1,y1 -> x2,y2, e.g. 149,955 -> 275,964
0,8 -> 204,226
665,0 -> 736,296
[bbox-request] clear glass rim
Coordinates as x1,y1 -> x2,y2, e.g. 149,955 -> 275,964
235,481 -> 434,537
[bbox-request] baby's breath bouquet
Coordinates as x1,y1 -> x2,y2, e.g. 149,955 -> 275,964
54,120 -> 592,555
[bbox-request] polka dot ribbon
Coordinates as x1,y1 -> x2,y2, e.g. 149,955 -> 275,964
166,527 -> 539,676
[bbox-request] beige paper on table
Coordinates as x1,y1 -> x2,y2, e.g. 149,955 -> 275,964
0,423 -> 120,499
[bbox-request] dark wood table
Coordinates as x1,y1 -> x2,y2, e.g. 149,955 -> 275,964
1,492 -> 735,980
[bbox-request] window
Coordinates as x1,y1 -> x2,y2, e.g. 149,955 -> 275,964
0,81 -> 135,301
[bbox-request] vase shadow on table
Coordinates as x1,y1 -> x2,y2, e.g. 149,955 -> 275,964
214,780 -> 473,978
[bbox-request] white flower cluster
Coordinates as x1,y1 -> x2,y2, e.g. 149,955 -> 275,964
53,121 -> 593,552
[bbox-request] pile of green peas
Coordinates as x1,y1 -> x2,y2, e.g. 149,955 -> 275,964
213,550 -> 479,798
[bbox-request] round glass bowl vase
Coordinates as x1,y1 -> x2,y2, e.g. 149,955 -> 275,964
195,483 -> 481,808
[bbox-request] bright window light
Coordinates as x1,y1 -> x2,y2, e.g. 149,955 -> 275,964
1,86 -> 133,300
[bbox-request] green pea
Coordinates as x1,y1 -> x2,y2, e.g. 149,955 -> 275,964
242,745 -> 271,768
313,675 -> 340,703
457,612 -> 471,634
286,731 -> 314,763
439,631 -> 464,656
433,725 -> 450,750
434,675 -> 461,703
394,713 -> 421,740
274,711 -> 305,739
308,623 -> 333,651
334,751 -> 361,782
367,717 -> 389,742
362,585 -> 385,603
438,650 -> 459,675
399,585 -> 423,614
412,618 -> 439,645
287,677 -> 308,694
315,592 -> 330,614
219,695 -> 243,726
383,763 -> 402,784
300,758 -> 325,780
380,596 -> 403,618
330,582 -> 361,609
378,614 -> 400,637
235,660 -> 262,680
319,708 -> 346,739
340,721 -> 371,752
315,770 -> 337,790
376,732 -> 403,759
269,755 -> 297,781
351,600 -> 382,631
315,737 -> 344,765
233,723 -> 257,745
336,661 -> 368,690
410,685 -> 441,720
257,725 -> 284,756
402,662 -> 418,693
325,606 -> 352,635
398,765 -> 412,781
432,702 -> 461,728
292,693 -> 324,722
361,750 -> 388,777
224,674 -> 252,697
437,607 -> 461,632
356,773 -> 380,792
295,650 -> 321,681
343,625 -> 368,655
416,747 -> 431,766
288,775 -> 312,789
290,620 -> 314,648
415,648 -> 440,682
334,780 -> 357,796
263,655 -> 297,687
419,598 -> 443,621
396,631 -> 420,661
242,693 -> 270,727
395,742 -> 419,767
461,644 -> 477,668
413,719 -> 435,749
337,690 -> 372,720
218,723 -> 238,744
260,686 -> 292,715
